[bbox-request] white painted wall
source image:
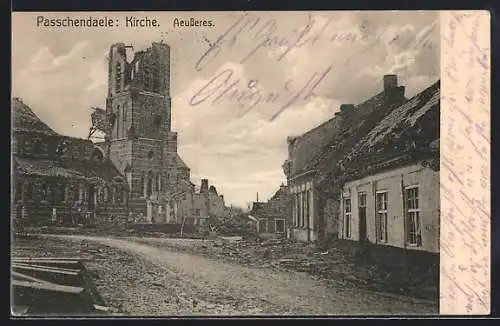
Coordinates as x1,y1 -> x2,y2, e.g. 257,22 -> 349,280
339,163 -> 440,253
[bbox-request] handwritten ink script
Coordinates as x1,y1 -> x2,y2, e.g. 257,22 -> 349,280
440,11 -> 490,315
189,12 -> 437,121
189,66 -> 332,121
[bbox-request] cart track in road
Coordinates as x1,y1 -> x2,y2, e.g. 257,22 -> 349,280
35,234 -> 438,316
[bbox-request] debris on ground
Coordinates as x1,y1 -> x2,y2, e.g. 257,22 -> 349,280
131,236 -> 438,301
21,227 -> 438,302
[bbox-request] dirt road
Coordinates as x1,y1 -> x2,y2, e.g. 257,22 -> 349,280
35,234 -> 438,316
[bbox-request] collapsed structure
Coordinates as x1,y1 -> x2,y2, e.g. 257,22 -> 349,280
12,42 -> 227,226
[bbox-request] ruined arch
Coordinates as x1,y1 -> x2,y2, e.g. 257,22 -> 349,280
91,147 -> 105,162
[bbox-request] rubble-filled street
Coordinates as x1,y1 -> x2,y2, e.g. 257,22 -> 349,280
12,233 -> 438,316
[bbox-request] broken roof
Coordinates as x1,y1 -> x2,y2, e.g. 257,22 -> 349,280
329,80 -> 440,184
14,156 -> 125,184
269,185 -> 289,201
12,98 -> 58,136
287,85 -> 406,178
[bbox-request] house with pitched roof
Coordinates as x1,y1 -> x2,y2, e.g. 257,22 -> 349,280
12,98 -> 129,226
283,75 -> 407,242
334,80 -> 440,262
248,184 -> 290,235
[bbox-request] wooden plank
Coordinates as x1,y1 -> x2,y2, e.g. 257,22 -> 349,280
12,264 -> 80,276
12,257 -> 88,261
12,262 -> 81,274
11,271 -> 52,284
12,280 -> 84,294
12,259 -> 85,269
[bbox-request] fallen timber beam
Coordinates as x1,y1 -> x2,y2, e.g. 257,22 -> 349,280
11,271 -> 53,284
12,280 -> 96,315
12,262 -> 81,274
12,258 -> 85,270
12,257 -> 89,261
12,264 -> 85,287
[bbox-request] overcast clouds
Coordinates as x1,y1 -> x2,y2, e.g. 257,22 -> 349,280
12,11 -> 440,207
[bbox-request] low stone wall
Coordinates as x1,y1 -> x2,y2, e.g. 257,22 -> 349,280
335,239 -> 439,285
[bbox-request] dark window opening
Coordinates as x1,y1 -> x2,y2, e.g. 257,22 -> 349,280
154,114 -> 162,127
276,220 -> 285,233
147,171 -> 154,197
41,184 -> 49,201
115,62 -> 122,92
92,149 -> 104,162
15,182 -> 23,201
116,187 -> 124,203
148,151 -> 154,160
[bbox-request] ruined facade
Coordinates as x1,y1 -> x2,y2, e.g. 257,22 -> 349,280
249,184 -> 290,235
12,98 -> 129,226
97,42 -> 194,223
337,81 -> 440,254
283,75 -> 407,242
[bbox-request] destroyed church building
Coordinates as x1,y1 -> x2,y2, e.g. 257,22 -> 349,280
91,42 -> 226,224
11,98 -> 129,226
12,42 -> 226,226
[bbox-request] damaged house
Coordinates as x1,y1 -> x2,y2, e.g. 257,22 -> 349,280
11,98 -> 129,226
249,184 -> 290,236
334,80 -> 440,268
283,75 -> 407,242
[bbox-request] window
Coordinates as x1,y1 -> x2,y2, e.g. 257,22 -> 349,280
15,182 -> 23,201
148,151 -> 154,160
103,186 -> 109,203
91,149 -> 103,162
156,173 -> 161,192
116,187 -> 123,203
195,209 -> 200,216
358,192 -> 366,207
123,190 -> 127,204
126,171 -> 132,190
267,220 -> 276,233
145,70 -> 153,90
344,198 -> 352,238
24,139 -> 33,153
115,62 -> 122,92
140,173 -> 146,197
376,192 -> 388,243
293,193 -> 298,226
152,70 -> 160,93
259,220 -> 267,233
147,171 -> 154,197
299,193 -> 304,227
25,183 -> 33,199
41,184 -> 49,201
73,185 -> 80,202
406,186 -> 422,246
52,184 -> 65,204
305,190 -> 310,228
122,105 -> 127,137
117,105 -> 122,138
275,219 -> 285,233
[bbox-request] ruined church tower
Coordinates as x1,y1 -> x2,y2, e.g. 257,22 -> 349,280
105,42 -> 191,219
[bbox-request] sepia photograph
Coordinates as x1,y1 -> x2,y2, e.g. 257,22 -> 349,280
10,10 -> 489,317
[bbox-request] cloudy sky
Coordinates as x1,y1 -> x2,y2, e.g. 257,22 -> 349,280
12,11 -> 440,208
